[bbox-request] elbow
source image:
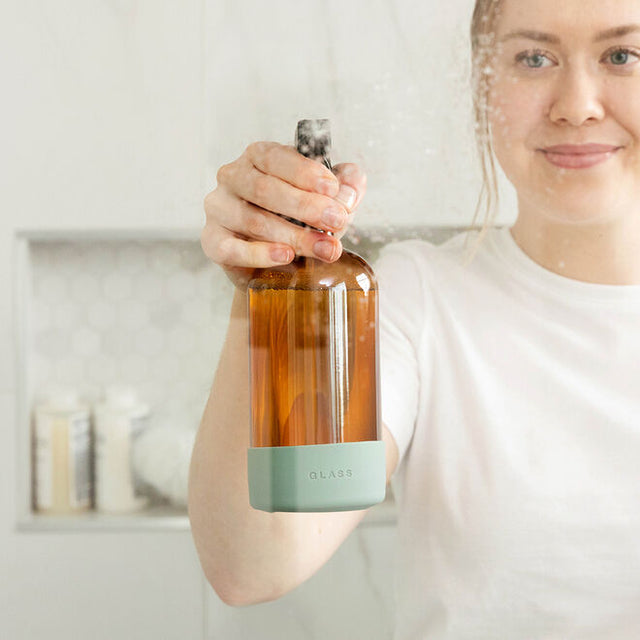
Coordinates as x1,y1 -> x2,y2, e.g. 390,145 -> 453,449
209,582 -> 254,608
202,563 -> 287,608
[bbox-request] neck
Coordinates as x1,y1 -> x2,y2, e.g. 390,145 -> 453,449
510,207 -> 640,286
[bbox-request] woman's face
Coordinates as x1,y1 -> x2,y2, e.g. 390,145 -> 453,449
487,0 -> 640,226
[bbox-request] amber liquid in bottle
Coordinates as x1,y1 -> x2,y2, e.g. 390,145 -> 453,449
248,251 -> 380,448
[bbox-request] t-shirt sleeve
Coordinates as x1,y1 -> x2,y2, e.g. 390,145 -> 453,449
375,241 -> 426,466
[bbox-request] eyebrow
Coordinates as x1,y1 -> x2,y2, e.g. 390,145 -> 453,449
500,30 -> 560,45
594,24 -> 640,42
500,24 -> 640,45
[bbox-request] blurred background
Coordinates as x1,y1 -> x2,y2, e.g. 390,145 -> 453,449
0,0 -> 516,638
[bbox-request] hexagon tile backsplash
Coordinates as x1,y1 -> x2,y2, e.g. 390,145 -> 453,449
28,238 -> 234,434
25,227 -> 460,433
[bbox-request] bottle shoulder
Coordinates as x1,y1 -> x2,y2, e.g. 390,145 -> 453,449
248,250 -> 377,291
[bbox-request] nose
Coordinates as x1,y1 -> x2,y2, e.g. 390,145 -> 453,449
548,66 -> 605,126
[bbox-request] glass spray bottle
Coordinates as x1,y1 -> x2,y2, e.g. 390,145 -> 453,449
247,119 -> 386,512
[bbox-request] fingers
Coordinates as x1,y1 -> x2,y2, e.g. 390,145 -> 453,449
202,141 -> 367,277
333,162 -> 367,213
246,142 -> 339,197
229,164 -> 349,235
201,225 -> 342,271
201,223 -> 293,271
332,163 -> 367,236
202,186 -> 343,269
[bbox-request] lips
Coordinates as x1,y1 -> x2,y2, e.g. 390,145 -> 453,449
540,144 -> 621,169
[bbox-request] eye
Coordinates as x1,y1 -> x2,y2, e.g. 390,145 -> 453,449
604,47 -> 640,67
515,50 -> 554,69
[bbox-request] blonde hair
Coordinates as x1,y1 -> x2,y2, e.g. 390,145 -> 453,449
465,0 -> 503,261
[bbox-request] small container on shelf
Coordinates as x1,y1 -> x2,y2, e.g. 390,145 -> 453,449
32,388 -> 92,514
94,386 -> 150,513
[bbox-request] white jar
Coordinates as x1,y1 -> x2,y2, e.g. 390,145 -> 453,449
33,389 -> 92,514
94,386 -> 150,513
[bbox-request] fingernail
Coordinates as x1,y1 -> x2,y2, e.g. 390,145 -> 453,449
316,178 -> 338,197
270,246 -> 293,263
336,185 -> 357,210
313,239 -> 336,261
321,206 -> 346,231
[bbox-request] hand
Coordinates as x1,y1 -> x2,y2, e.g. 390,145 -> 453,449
201,141 -> 367,288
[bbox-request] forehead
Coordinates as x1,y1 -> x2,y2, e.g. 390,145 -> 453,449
495,0 -> 640,35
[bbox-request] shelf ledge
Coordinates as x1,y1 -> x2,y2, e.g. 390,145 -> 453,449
17,498 -> 397,533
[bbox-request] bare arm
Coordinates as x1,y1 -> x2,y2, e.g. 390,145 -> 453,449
188,288 -> 398,606
187,141 -> 398,606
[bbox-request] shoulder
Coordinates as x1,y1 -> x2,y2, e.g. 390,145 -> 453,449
374,228 -> 485,290
372,231 -> 474,340
375,228 -> 516,330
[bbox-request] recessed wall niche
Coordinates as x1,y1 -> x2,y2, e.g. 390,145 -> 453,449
15,230 -> 234,526
14,226 -> 458,528
28,236 -> 230,426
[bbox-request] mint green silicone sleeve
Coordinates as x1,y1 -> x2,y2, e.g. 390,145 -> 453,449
247,441 -> 386,513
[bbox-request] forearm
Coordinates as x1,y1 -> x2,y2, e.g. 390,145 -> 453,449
187,288 -> 366,606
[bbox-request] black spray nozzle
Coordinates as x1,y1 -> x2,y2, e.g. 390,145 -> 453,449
295,119 -> 332,169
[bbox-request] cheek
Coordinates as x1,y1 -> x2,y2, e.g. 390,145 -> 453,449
602,86 -> 640,175
488,78 -> 548,151
606,89 -> 640,147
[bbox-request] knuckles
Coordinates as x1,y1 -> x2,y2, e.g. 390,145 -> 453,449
215,161 -> 234,185
296,191 -> 321,223
200,225 -> 231,266
245,211 -> 267,239
200,226 -> 216,260
251,172 -> 271,203
203,189 -> 218,214
211,235 -> 236,266
245,140 -> 276,164
260,142 -> 282,174
244,140 -> 265,157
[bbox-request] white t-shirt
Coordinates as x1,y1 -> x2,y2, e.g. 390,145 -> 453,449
377,226 -> 640,640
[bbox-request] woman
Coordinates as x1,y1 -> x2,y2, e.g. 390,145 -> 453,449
189,0 -> 640,636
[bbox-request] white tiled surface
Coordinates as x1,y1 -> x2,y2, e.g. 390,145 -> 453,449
27,238 -> 233,433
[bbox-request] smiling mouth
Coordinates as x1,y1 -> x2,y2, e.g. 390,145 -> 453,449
539,144 -> 621,169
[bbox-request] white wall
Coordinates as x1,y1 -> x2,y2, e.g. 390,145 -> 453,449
204,0 -> 515,229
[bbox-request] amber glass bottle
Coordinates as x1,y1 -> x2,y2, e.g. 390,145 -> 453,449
246,120 -> 386,512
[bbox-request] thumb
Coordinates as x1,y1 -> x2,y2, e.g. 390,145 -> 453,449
332,163 -> 367,213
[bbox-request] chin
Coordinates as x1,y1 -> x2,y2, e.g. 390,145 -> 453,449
538,202 -> 619,226
543,211 -> 612,226
521,179 -> 623,225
